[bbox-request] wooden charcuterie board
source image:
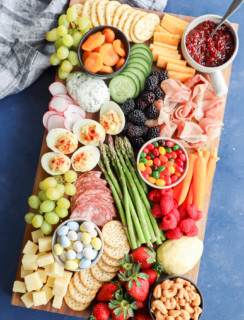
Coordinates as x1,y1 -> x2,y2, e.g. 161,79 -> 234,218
11,0 -> 238,317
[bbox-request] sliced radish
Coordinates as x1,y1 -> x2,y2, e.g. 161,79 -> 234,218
49,82 -> 67,96
55,94 -> 76,104
64,112 -> 83,131
64,105 -> 86,119
43,110 -> 59,129
49,96 -> 69,114
47,114 -> 66,131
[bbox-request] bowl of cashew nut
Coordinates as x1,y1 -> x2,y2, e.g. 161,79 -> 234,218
148,276 -> 204,320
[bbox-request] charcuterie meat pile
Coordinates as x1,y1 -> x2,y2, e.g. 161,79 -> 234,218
70,171 -> 116,226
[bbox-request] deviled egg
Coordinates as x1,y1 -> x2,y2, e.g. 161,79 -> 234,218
100,101 -> 125,135
46,128 -> 78,155
41,152 -> 71,175
71,146 -> 100,172
73,119 -> 105,146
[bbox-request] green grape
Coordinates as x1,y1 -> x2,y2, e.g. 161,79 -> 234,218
63,34 -> 74,47
64,170 -> 78,183
46,187 -> 61,201
40,200 -> 55,213
58,67 -> 70,80
44,212 -> 59,225
58,14 -> 70,28
57,25 -> 68,37
64,183 -> 76,196
81,28 -> 90,36
41,221 -> 52,235
57,198 -> 70,210
54,38 -> 64,51
55,207 -> 68,218
28,195 -> 41,209
68,51 -> 79,66
32,214 -> 44,228
42,177 -> 57,190
77,17 -> 92,31
25,213 -> 35,224
49,53 -> 61,66
61,60 -> 73,73
38,190 -> 48,202
54,175 -> 64,184
72,31 -> 83,48
57,46 -> 69,60
46,28 -> 59,42
56,184 -> 65,196
39,181 -> 45,191
67,7 -> 78,22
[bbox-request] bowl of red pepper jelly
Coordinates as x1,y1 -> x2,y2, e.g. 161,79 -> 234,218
181,15 -> 239,97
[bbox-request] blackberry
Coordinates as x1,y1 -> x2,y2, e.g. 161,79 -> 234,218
150,70 -> 169,83
144,75 -> 158,91
145,104 -> 159,119
121,121 -> 132,136
153,86 -> 164,100
146,127 -> 160,140
141,91 -> 155,105
121,98 -> 135,115
127,124 -> 145,138
128,110 -> 147,126
135,98 -> 147,111
141,125 -> 148,137
130,137 -> 146,149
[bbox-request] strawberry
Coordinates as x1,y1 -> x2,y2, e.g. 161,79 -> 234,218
126,264 -> 149,301
160,195 -> 174,215
152,203 -> 162,218
97,281 -> 121,302
90,303 -> 110,320
142,269 -> 158,286
111,308 -> 130,320
131,247 -> 155,269
118,255 -> 134,286
135,300 -> 146,309
132,308 -> 152,320
165,227 -> 183,239
109,291 -> 138,320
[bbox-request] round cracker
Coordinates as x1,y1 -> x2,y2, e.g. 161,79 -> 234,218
98,259 -> 120,273
105,1 -> 121,25
97,0 -> 109,26
102,221 -> 128,248
82,0 -> 96,18
91,0 -> 101,27
73,272 -> 97,296
104,241 -> 130,260
64,290 -> 90,311
112,4 -> 130,27
117,8 -> 134,31
134,13 -> 160,42
122,10 -> 139,41
69,279 -> 96,303
101,252 -> 120,267
91,263 -> 117,282
79,269 -> 103,290
130,11 -> 147,43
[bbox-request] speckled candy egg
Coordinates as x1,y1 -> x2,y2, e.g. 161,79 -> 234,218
66,249 -> 76,260
77,232 -> 82,241
79,258 -> 91,269
90,249 -> 98,260
60,236 -> 71,248
83,247 -> 93,260
81,232 -> 91,244
90,229 -> 98,238
76,252 -> 84,260
82,221 -> 94,233
65,260 -> 78,270
54,243 -> 63,256
67,230 -> 78,241
59,250 -> 67,263
73,240 -> 83,253
67,221 -> 79,232
91,237 -> 102,250
83,243 -> 92,249
57,225 -> 69,236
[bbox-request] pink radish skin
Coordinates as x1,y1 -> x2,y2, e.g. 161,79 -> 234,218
49,82 -> 67,96
55,94 -> 77,104
47,114 -> 66,131
49,96 -> 69,114
64,112 -> 83,131
64,105 -> 86,119
43,111 -> 59,129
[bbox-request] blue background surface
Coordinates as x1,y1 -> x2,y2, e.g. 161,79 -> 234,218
0,0 -> 244,319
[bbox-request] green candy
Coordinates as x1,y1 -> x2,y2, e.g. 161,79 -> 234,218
173,144 -> 180,151
153,142 -> 159,147
140,158 -> 148,164
165,147 -> 172,153
140,152 -> 147,158
169,158 -> 175,162
149,152 -> 155,159
158,165 -> 165,172
153,171 -> 160,180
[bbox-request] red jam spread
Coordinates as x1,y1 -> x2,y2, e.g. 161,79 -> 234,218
186,20 -> 235,67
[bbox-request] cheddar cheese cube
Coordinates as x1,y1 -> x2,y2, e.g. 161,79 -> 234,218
38,237 -> 52,252
22,254 -> 38,271
13,281 -> 26,293
24,271 -> 43,292
21,292 -> 33,308
37,253 -> 54,267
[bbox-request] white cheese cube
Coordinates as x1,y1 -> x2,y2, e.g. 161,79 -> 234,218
38,237 -> 52,252
33,291 -> 46,306
24,272 -> 43,292
49,262 -> 64,278
31,229 -> 44,243
37,253 -> 54,267
52,277 -> 69,297
63,270 -> 73,281
20,266 -> 32,278
46,276 -> 55,288
21,292 -> 33,308
22,240 -> 39,255
52,295 -> 63,309
22,254 -> 38,271
37,269 -> 47,283
13,281 -> 26,293
41,284 -> 54,303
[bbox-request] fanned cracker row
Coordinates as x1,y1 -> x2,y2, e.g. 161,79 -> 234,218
73,272 -> 98,296
91,263 -> 117,282
102,220 -> 128,248
69,279 -> 96,303
98,258 -> 120,273
79,269 -> 103,290
104,241 -> 130,260
64,290 -> 90,311
101,252 -> 120,267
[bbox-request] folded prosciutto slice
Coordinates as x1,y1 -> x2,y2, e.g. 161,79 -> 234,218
177,121 -> 207,145
161,79 -> 192,103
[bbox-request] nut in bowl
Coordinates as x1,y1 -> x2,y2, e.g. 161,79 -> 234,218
137,137 -> 189,189
148,276 -> 204,320
78,25 -> 130,79
52,218 -> 104,272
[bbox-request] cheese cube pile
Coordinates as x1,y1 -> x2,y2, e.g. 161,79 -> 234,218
151,14 -> 196,82
13,230 -> 72,310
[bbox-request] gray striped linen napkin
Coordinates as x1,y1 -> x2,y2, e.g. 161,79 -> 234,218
0,0 -> 167,100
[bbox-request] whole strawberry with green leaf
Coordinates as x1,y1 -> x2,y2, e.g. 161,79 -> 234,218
118,254 -> 135,286
109,291 -> 138,320
131,247 -> 156,269
97,281 -> 121,302
89,303 -> 110,320
124,264 -> 149,301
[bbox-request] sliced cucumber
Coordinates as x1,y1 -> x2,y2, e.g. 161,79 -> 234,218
109,75 -> 136,104
126,60 -> 149,77
121,71 -> 140,98
129,48 -> 153,64
130,43 -> 153,60
123,67 -> 146,92
128,54 -> 152,72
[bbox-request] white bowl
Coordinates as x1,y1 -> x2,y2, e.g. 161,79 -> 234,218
52,218 -> 104,272
137,137 -> 189,189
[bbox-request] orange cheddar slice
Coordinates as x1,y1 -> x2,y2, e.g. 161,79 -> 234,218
154,32 -> 180,46
155,26 -> 171,34
166,63 -> 196,75
151,46 -> 181,61
162,14 -> 189,29
157,55 -> 187,68
168,70 -> 193,82
150,43 -> 178,53
161,16 -> 185,36
154,41 -> 178,51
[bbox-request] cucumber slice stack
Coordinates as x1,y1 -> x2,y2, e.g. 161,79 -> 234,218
109,44 -> 153,104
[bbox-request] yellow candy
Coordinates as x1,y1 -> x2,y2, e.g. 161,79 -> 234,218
80,224 -> 86,232
74,258 -> 80,264
146,160 -> 153,167
65,260 -> 78,270
159,147 -> 166,155
54,243 -> 63,256
138,163 -> 146,171
81,232 -> 91,244
66,241 -> 74,251
148,177 -> 156,184
168,166 -> 175,174
91,237 -> 102,250
156,179 -> 166,187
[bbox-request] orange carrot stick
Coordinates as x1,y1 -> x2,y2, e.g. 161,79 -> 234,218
193,151 -> 206,210
186,181 -> 194,205
173,182 -> 183,203
204,147 -> 218,198
178,153 -> 198,205
203,150 -> 211,164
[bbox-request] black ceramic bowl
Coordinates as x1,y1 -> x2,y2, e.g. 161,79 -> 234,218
148,275 -> 204,319
78,25 -> 130,79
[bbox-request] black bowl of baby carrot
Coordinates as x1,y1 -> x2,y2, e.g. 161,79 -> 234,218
78,25 -> 130,79
148,275 -> 204,320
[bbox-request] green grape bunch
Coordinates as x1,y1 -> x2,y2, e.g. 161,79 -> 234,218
46,6 -> 92,79
24,170 -> 78,235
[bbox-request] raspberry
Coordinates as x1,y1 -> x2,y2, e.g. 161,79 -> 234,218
159,214 -> 177,230
170,207 -> 180,223
186,204 -> 198,220
178,218 -> 196,233
178,206 -> 188,220
160,195 -> 174,215
195,210 -> 203,221
165,227 -> 183,239
152,203 -> 162,219
185,224 -> 199,237
160,188 -> 173,198
173,199 -> 178,209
